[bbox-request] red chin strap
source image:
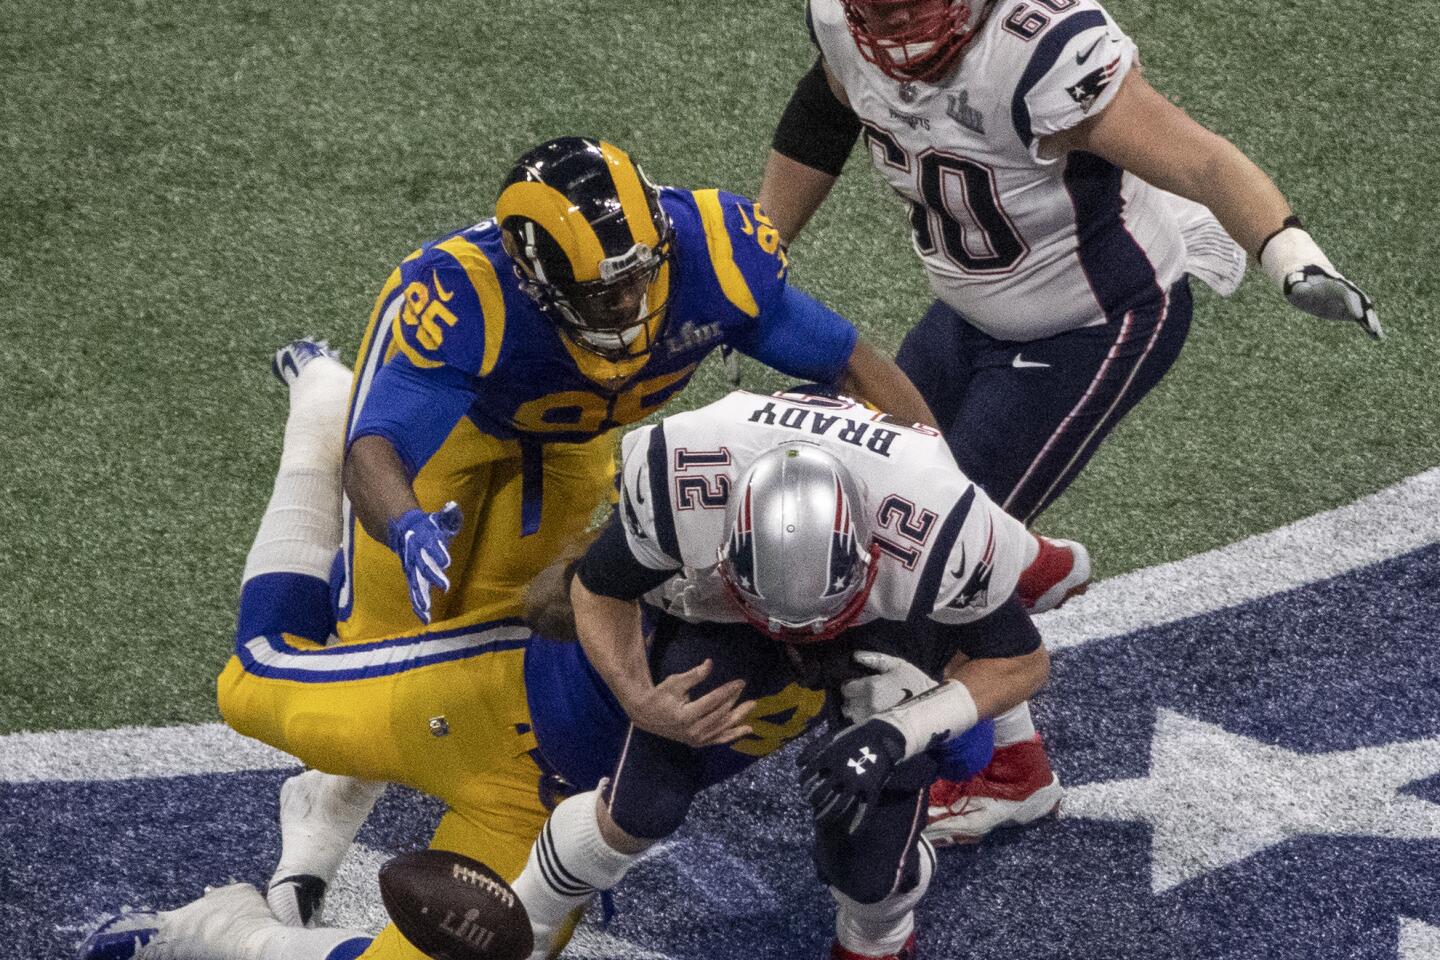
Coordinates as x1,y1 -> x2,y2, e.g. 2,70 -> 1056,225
721,543 -> 882,646
842,0 -> 982,85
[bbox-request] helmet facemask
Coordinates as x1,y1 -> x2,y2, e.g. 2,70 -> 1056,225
535,227 -> 675,362
842,0 -> 988,84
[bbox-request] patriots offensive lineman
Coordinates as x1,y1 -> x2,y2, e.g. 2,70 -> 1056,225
757,0 -> 1382,845
78,355 -> 991,960
510,389 -> 1051,960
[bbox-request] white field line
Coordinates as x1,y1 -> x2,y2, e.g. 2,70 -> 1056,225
3,467 -> 1437,785
1042,467 -> 1440,650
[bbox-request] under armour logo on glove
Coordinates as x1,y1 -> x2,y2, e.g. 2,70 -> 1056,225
799,719 -> 906,834
847,747 -> 878,775
387,502 -> 463,625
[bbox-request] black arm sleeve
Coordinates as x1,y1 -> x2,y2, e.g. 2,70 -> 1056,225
771,57 -> 863,177
575,512 -> 678,602
932,594 -> 1043,662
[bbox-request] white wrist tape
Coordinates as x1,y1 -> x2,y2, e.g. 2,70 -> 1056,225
1259,227 -> 1335,288
876,679 -> 979,760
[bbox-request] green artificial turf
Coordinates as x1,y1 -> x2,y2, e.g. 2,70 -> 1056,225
1,0 -> 1435,733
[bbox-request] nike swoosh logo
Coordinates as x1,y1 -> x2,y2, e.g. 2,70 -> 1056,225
1012,355 -> 1051,369
950,543 -> 966,580
1076,35 -> 1106,64
432,271 -> 455,302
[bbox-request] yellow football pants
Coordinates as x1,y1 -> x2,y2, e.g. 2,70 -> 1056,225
218,621 -> 570,959
336,420 -> 615,641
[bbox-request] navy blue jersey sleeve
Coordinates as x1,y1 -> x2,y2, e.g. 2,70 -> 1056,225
933,594 -> 1042,661
576,512 -> 679,602
729,284 -> 858,383
348,355 -> 474,476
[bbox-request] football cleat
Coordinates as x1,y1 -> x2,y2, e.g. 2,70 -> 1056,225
267,770 -> 384,927
831,932 -> 917,960
1017,536 -> 1091,614
271,337 -> 341,388
924,735 -> 1062,847
77,884 -> 279,960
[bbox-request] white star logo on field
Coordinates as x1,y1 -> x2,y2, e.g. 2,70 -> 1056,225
1063,709 -> 1440,893
1401,918 -> 1440,960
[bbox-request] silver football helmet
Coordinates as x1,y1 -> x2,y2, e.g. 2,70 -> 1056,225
717,443 -> 878,644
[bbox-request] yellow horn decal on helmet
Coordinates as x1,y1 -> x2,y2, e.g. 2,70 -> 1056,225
599,141 -> 660,248
495,180 -> 606,282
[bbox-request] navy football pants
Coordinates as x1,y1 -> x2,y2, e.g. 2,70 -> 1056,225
605,614 -> 939,904
896,278 -> 1193,525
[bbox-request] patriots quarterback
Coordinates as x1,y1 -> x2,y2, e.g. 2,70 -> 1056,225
757,0 -> 1382,847
509,389 -> 1051,960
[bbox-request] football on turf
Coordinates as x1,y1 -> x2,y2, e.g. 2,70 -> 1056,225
378,850 -> 534,960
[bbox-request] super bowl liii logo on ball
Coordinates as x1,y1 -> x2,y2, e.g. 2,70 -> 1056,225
440,907 -> 498,951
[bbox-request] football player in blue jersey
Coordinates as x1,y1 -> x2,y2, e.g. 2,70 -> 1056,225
337,135 -> 934,644
77,345 -> 986,960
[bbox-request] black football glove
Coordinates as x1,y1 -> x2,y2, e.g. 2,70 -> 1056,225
797,718 -> 906,835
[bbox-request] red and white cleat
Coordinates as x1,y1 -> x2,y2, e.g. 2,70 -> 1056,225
924,735 -> 1062,847
831,933 -> 917,960
1017,536 -> 1091,614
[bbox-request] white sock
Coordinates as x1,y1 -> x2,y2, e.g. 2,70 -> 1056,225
832,838 -> 935,956
255,927 -> 372,960
992,701 -> 1036,748
280,356 -> 352,474
242,357 -> 352,583
511,791 -> 641,956
242,468 -> 343,583
274,771 -> 386,885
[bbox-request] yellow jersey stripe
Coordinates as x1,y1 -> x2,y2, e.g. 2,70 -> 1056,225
436,236 -> 507,377
600,141 -> 659,247
495,181 -> 606,282
693,189 -> 758,318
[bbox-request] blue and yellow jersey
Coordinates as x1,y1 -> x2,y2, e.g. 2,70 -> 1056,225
349,187 -> 858,475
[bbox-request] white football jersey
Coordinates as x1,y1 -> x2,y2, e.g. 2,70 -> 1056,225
812,0 -> 1206,340
617,391 -> 1032,627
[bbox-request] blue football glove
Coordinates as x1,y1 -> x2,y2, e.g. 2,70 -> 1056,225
386,502 -> 463,625
798,718 -> 906,835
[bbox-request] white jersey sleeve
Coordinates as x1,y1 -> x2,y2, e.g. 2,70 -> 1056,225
616,425 -> 684,573
1018,13 -> 1137,158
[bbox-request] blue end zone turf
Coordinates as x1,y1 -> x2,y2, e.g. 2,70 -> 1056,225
12,546 -> 1440,958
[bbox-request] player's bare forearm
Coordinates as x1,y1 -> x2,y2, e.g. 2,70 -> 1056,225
1054,70 -> 1292,256
343,434 -> 422,545
944,646 -> 1049,719
570,575 -> 655,711
838,338 -> 939,428
757,150 -> 839,246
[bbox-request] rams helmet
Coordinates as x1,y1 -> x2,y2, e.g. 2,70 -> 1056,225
718,443 -> 879,644
497,137 -> 674,366
841,0 -> 996,84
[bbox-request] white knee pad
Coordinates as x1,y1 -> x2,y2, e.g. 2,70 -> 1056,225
831,837 -> 935,956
